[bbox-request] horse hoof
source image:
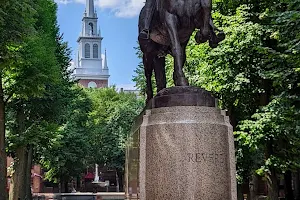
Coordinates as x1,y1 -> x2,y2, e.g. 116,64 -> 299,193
146,95 -> 153,104
175,77 -> 189,86
217,31 -> 225,41
195,31 -> 208,44
209,40 -> 218,48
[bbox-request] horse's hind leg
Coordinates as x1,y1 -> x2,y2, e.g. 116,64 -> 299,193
143,54 -> 154,102
165,11 -> 189,86
154,56 -> 166,92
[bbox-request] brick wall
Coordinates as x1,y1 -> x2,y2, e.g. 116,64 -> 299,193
32,165 -> 42,193
79,80 -> 108,88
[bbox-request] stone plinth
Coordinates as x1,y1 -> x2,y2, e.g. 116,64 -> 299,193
125,87 -> 237,200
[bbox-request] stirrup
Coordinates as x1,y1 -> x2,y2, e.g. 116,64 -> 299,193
139,29 -> 150,40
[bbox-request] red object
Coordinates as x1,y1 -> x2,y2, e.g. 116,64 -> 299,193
84,172 -> 95,179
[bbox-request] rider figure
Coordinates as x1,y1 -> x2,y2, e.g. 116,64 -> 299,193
139,0 -> 156,40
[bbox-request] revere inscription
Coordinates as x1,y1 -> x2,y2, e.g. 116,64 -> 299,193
187,153 -> 225,164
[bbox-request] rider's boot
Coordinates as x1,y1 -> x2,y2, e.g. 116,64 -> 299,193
139,0 -> 155,40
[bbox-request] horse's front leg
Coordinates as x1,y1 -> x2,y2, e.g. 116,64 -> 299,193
182,40 -> 189,66
143,54 -> 154,102
208,18 -> 225,48
165,11 -> 189,86
198,0 -> 212,42
154,56 -> 166,92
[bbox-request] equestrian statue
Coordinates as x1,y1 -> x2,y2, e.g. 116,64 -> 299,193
138,0 -> 225,102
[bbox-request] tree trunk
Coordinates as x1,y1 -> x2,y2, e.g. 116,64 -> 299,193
284,170 -> 294,200
259,79 -> 271,107
245,179 -> 251,200
9,147 -> 27,200
260,79 -> 277,200
76,176 -> 81,191
249,174 -> 259,200
237,184 -> 244,200
60,179 -> 64,193
9,105 -> 27,200
25,146 -> 33,200
0,75 -> 7,200
116,169 -> 124,192
65,180 -> 69,193
295,170 -> 300,200
266,139 -> 279,200
268,167 -> 279,200
60,178 -> 68,193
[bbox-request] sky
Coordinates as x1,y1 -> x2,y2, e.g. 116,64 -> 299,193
55,0 -> 145,89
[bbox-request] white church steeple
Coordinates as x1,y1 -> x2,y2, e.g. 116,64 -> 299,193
73,0 -> 110,88
86,0 -> 95,17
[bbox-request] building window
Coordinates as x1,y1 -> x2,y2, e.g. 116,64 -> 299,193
88,81 -> 97,88
85,43 -> 90,58
93,44 -> 98,58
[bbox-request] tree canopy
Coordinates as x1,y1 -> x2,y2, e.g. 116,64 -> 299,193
87,87 -> 144,170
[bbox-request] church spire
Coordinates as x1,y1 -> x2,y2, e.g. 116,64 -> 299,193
104,49 -> 108,69
86,0 -> 95,17
75,0 -> 110,88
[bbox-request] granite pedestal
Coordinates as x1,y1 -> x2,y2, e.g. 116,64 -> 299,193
125,87 -> 237,200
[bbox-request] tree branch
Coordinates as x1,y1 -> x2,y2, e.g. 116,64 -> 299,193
4,93 -> 13,104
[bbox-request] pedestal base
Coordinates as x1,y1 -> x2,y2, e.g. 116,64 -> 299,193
125,87 -> 237,200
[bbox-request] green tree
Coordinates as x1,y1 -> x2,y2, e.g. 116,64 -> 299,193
7,34 -> 74,200
0,1 -> 36,197
87,87 -> 144,191
1,0 -> 75,199
238,1 -> 299,198
40,87 -> 92,193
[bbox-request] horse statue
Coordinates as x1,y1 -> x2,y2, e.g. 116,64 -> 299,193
138,0 -> 225,102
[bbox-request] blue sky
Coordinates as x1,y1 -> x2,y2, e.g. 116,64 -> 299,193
55,0 -> 145,89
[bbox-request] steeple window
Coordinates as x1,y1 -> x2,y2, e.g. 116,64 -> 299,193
93,44 -> 99,58
89,22 -> 94,35
85,43 -> 90,58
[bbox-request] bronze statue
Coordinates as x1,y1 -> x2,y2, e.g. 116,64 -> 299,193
138,0 -> 225,101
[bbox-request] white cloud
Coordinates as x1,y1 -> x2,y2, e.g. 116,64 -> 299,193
74,0 -> 85,3
55,0 -> 71,4
96,0 -> 144,18
97,0 -> 120,8
55,0 -> 145,18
